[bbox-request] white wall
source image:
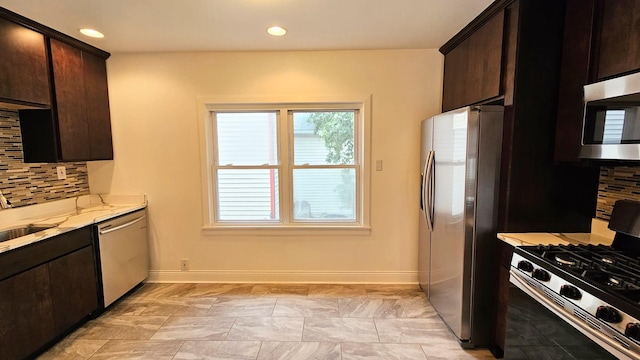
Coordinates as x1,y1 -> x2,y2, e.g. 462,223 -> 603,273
88,49 -> 443,283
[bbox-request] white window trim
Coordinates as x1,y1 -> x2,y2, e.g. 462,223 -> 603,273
197,95 -> 372,236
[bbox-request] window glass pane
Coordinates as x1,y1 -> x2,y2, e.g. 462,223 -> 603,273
293,111 -> 354,165
217,169 -> 279,221
293,168 -> 355,220
216,112 -> 278,165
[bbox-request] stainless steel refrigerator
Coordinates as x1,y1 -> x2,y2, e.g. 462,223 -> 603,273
418,105 -> 503,348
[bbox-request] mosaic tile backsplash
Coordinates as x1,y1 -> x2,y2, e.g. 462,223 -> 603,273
597,166 -> 640,221
0,109 -> 89,208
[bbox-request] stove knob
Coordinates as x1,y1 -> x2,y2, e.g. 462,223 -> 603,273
532,268 -> 550,282
596,306 -> 622,323
560,285 -> 582,300
626,323 -> 640,341
517,260 -> 533,272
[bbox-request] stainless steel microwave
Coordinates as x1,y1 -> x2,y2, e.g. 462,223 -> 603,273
580,71 -> 640,160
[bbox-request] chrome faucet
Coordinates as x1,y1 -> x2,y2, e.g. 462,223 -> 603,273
0,190 -> 12,209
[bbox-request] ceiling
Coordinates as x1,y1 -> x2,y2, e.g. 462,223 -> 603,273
0,0 -> 493,53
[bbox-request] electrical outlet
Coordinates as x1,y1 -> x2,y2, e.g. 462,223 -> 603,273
180,259 -> 190,271
56,166 -> 67,180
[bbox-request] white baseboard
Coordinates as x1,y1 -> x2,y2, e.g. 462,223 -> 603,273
147,270 -> 418,284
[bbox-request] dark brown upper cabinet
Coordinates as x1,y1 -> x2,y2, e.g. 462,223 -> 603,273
554,0 -> 597,163
0,6 -> 115,163
48,38 -> 113,161
49,38 -> 92,160
1,7 -> 113,162
0,16 -> 50,108
554,0 -> 640,162
442,11 -> 504,112
19,44 -> 114,162
596,0 -> 640,80
19,39 -> 113,162
82,46 -> 114,160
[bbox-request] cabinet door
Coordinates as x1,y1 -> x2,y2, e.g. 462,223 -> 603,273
50,38 -> 92,161
465,11 -> 504,105
554,0 -> 598,162
0,16 -> 50,107
443,39 -> 470,112
0,265 -> 56,360
442,10 -> 504,112
83,51 -> 114,160
49,38 -> 113,161
597,0 -> 640,79
49,246 -> 99,333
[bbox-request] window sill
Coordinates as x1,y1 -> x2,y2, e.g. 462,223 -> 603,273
201,225 -> 372,236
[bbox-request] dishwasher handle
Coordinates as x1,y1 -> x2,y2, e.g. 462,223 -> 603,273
99,215 -> 146,235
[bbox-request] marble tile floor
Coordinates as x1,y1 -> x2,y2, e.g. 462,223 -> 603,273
38,283 -> 496,360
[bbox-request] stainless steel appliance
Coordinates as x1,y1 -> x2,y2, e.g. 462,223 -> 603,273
510,200 -> 640,360
96,209 -> 149,307
418,105 -> 503,347
580,71 -> 640,160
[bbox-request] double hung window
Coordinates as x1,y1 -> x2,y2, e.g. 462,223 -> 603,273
200,100 -> 370,231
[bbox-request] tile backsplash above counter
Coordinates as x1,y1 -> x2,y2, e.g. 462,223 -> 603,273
0,109 -> 89,208
597,166 -> 640,221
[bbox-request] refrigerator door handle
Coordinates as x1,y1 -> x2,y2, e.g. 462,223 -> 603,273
420,174 -> 424,211
424,150 -> 435,230
428,151 -> 435,229
420,155 -> 428,212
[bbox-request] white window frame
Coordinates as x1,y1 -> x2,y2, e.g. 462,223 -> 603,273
197,95 -> 372,236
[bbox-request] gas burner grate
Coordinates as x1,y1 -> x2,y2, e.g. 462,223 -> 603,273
521,244 -> 640,305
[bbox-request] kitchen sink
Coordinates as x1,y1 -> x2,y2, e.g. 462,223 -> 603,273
0,225 -> 55,243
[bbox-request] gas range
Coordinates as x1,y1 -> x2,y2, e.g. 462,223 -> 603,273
509,200 -> 640,360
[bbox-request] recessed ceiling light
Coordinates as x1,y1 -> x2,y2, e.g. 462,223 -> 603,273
79,28 -> 104,38
267,26 -> 287,36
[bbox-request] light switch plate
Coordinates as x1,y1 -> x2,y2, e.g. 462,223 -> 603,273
56,166 -> 67,180
375,160 -> 383,171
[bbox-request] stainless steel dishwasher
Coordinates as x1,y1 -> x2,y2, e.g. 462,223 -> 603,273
96,209 -> 149,307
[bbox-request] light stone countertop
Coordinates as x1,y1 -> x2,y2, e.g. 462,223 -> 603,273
497,218 -> 615,248
0,194 -> 146,254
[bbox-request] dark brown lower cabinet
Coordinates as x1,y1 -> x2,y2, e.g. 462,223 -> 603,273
49,246 -> 99,333
0,264 -> 56,360
0,227 -> 98,360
